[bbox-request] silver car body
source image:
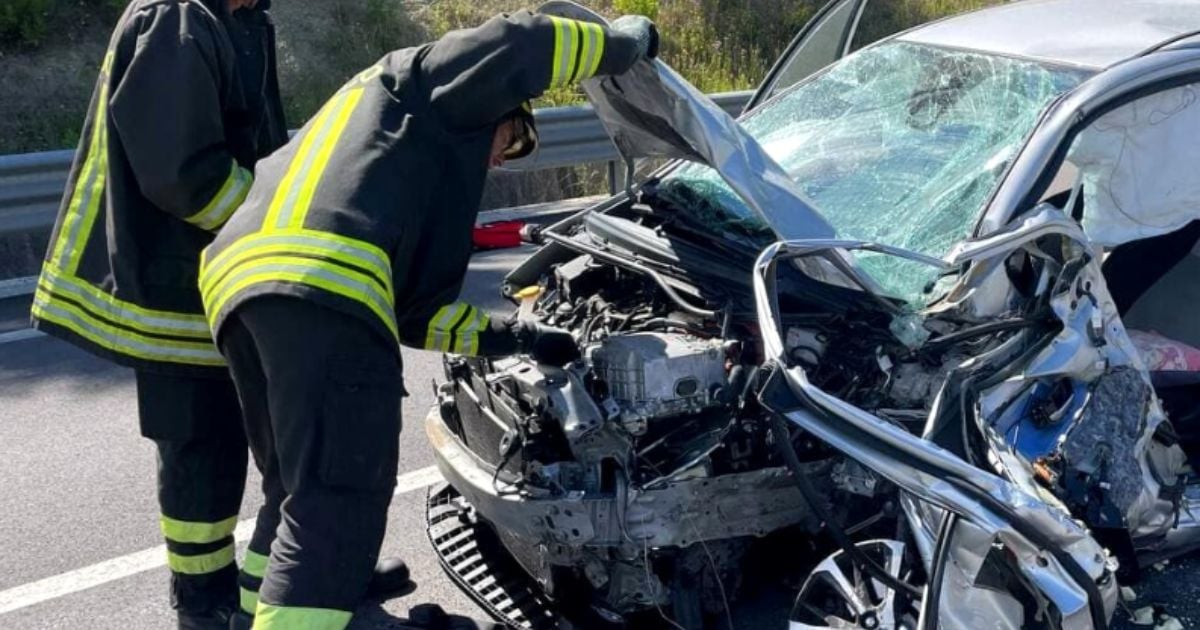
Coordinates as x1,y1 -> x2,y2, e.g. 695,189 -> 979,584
430,1 -> 1200,628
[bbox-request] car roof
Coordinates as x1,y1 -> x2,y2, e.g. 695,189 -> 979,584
898,0 -> 1200,69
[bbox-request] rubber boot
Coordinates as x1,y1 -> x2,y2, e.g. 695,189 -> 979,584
365,557 -> 412,599
178,606 -> 234,630
227,610 -> 253,630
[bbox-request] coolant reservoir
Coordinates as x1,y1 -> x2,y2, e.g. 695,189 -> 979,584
514,285 -> 542,321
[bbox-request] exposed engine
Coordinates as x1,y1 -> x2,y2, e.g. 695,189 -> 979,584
427,202 -> 1192,630
430,243 -> 917,626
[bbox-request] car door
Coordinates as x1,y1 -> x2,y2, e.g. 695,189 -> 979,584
746,0 -> 870,111
746,0 -> 1015,111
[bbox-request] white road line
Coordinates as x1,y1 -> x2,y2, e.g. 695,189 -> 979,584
0,328 -> 44,345
0,465 -> 443,615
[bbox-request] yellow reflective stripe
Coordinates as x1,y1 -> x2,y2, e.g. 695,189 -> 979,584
33,285 -> 225,366
580,22 -> 605,81
263,87 -> 366,232
40,264 -> 211,339
263,95 -> 341,230
565,19 -> 585,83
200,230 -> 393,298
188,162 -> 252,231
52,51 -> 114,273
240,587 -> 259,615
550,17 -> 575,88
166,543 -> 235,576
451,306 -> 489,355
160,514 -> 237,544
424,303 -> 463,351
253,603 -> 352,630
202,257 -> 398,340
285,88 -> 364,230
241,549 -> 268,614
243,549 -> 269,578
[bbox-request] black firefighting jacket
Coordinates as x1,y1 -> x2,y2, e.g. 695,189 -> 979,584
199,11 -> 641,362
31,0 -> 287,376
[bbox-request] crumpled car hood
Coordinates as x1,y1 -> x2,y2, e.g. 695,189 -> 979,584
538,1 -> 834,241
582,61 -> 836,241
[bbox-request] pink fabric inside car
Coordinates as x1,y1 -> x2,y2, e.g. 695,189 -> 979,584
1128,329 -> 1200,373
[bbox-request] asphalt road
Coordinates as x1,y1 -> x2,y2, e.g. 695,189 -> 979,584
0,247 -> 530,629
2,243 -> 1199,630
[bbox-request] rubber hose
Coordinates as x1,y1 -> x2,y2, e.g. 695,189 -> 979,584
768,414 -> 923,599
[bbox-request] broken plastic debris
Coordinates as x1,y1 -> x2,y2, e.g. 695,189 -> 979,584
1132,606 -> 1156,625
1153,559 -> 1171,572
1156,617 -> 1184,630
1120,586 -> 1137,602
889,312 -> 931,349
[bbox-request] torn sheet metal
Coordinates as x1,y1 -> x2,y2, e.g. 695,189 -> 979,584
754,239 -> 1119,628
575,59 -> 836,242
1070,83 -> 1200,247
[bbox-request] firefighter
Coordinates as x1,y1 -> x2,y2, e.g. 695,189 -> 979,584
29,0 -> 287,627
198,10 -> 658,629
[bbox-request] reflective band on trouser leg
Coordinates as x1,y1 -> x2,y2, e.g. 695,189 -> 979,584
187,161 -> 253,231
240,549 -> 269,614
253,603 -> 351,630
166,542 -> 236,576
50,49 -> 115,275
160,514 -> 238,544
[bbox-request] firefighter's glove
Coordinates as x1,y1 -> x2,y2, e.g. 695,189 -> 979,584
517,322 -> 581,366
611,15 -> 659,60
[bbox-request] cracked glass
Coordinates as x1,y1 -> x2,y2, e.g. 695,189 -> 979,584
657,42 -> 1088,303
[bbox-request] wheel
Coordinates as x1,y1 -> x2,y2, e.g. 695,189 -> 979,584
788,540 -> 919,630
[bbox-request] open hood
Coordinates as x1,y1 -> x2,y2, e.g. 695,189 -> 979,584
539,2 -> 835,241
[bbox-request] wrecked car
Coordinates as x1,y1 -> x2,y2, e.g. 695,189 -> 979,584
425,0 -> 1200,627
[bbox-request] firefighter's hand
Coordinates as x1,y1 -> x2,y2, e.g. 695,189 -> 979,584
518,322 -> 581,366
611,15 -> 659,60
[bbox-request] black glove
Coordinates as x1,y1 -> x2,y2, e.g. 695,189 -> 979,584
611,15 -> 659,60
516,321 -> 581,366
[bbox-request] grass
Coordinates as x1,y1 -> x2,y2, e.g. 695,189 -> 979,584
0,0 -> 1004,154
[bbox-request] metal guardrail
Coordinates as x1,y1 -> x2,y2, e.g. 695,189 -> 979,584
0,91 -> 752,238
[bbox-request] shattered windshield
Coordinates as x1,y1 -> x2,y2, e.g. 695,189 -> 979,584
656,42 -> 1088,302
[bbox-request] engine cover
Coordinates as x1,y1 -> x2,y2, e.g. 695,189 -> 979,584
588,332 -> 727,428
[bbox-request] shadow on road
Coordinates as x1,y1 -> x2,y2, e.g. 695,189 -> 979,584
351,600 -> 501,630
0,335 -> 132,396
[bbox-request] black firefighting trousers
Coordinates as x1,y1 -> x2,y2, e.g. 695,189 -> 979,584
136,371 -> 247,615
218,296 -> 401,627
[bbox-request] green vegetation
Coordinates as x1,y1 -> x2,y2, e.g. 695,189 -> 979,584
0,0 -> 123,50
0,0 -> 52,48
275,0 -> 428,125
0,0 -> 1004,154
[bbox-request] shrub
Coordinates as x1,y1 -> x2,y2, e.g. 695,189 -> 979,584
613,0 -> 658,20
277,0 -> 429,124
0,0 -> 52,49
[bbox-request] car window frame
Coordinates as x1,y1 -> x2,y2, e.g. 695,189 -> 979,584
979,51 -> 1200,237
745,0 -> 870,112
